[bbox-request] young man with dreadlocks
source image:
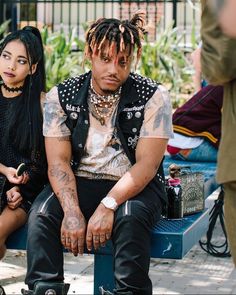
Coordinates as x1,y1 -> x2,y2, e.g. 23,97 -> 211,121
23,11 -> 173,295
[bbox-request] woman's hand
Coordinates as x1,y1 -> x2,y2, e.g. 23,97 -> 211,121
5,167 -> 29,184
6,186 -> 23,210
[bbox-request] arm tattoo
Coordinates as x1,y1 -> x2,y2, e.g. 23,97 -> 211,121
58,187 -> 78,209
49,164 -> 73,185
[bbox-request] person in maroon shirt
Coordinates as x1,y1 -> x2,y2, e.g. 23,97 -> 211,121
167,85 -> 223,162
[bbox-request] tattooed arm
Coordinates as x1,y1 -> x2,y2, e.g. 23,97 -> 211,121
45,136 -> 86,256
43,84 -> 88,256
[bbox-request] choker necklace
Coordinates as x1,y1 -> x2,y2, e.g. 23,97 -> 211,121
2,83 -> 24,93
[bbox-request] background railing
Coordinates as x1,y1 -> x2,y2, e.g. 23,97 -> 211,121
0,0 -> 201,45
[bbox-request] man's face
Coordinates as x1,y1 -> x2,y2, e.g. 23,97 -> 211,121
90,42 -> 133,95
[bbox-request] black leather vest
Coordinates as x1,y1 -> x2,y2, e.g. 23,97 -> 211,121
58,71 -> 167,203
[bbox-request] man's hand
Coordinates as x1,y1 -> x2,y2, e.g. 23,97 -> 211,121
61,208 -> 87,256
86,203 -> 114,251
6,186 -> 23,209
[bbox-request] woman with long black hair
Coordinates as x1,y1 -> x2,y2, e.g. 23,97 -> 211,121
0,26 -> 47,263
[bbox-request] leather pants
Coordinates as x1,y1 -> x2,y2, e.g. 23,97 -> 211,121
25,178 -> 163,294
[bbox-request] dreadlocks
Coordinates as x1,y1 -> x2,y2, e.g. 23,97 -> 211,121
85,10 -> 146,68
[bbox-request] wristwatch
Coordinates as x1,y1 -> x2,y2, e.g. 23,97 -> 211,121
101,196 -> 118,211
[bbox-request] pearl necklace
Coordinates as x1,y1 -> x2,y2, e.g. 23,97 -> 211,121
89,80 -> 121,125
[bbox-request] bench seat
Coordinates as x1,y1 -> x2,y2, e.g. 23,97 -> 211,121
6,156 -> 219,294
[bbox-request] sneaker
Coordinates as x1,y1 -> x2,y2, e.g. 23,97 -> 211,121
0,286 -> 6,295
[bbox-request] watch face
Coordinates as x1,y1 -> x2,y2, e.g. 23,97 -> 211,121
102,197 -> 118,210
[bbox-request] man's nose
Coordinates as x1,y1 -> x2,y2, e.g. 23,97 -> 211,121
108,61 -> 118,74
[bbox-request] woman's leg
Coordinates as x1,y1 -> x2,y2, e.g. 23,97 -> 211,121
0,206 -> 27,259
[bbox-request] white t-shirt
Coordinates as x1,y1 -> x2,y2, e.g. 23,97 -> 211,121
168,132 -> 203,149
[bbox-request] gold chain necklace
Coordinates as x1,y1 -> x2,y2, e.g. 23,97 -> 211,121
89,81 -> 121,125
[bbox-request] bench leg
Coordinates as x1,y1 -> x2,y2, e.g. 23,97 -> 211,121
94,254 -> 114,295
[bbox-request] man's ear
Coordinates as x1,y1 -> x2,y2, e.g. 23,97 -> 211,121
29,63 -> 38,75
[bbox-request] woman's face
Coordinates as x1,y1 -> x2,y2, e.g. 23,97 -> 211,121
0,39 -> 37,88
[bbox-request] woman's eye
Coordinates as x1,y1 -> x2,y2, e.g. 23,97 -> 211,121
2,54 -> 10,60
18,59 -> 27,65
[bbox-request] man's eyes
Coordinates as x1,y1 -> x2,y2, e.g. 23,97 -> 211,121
119,60 -> 127,66
100,56 -> 128,66
101,56 -> 110,62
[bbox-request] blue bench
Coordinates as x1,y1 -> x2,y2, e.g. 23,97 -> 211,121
6,156 -> 219,294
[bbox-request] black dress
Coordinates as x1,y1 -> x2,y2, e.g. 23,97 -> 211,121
0,89 -> 48,213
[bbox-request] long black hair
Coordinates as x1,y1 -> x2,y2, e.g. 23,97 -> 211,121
0,26 -> 46,158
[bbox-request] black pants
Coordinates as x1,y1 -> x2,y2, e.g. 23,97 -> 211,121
25,177 -> 163,295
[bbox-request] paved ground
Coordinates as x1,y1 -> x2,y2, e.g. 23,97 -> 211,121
1,190 -> 236,295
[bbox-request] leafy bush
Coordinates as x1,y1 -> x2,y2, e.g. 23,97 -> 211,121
41,26 -> 86,91
138,24 -> 195,107
0,21 -> 195,106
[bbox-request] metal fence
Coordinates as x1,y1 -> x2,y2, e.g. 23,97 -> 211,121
0,0 -> 201,44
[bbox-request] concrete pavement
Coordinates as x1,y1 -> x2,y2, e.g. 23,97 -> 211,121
1,190 -> 236,294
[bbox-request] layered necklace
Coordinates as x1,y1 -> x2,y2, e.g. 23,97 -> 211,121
89,80 -> 121,126
2,82 -> 24,93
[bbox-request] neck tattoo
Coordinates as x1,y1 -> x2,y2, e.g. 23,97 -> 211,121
2,82 -> 24,93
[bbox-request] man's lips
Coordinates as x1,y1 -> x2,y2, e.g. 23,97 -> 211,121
3,72 -> 16,77
103,77 -> 120,83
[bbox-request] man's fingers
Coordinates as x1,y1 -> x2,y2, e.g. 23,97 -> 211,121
78,237 -> 84,255
99,234 -> 106,247
86,232 -> 93,251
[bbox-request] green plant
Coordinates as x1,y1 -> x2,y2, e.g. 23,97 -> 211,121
0,20 -> 196,107
0,19 -> 11,44
138,23 -> 195,107
41,26 -> 86,91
